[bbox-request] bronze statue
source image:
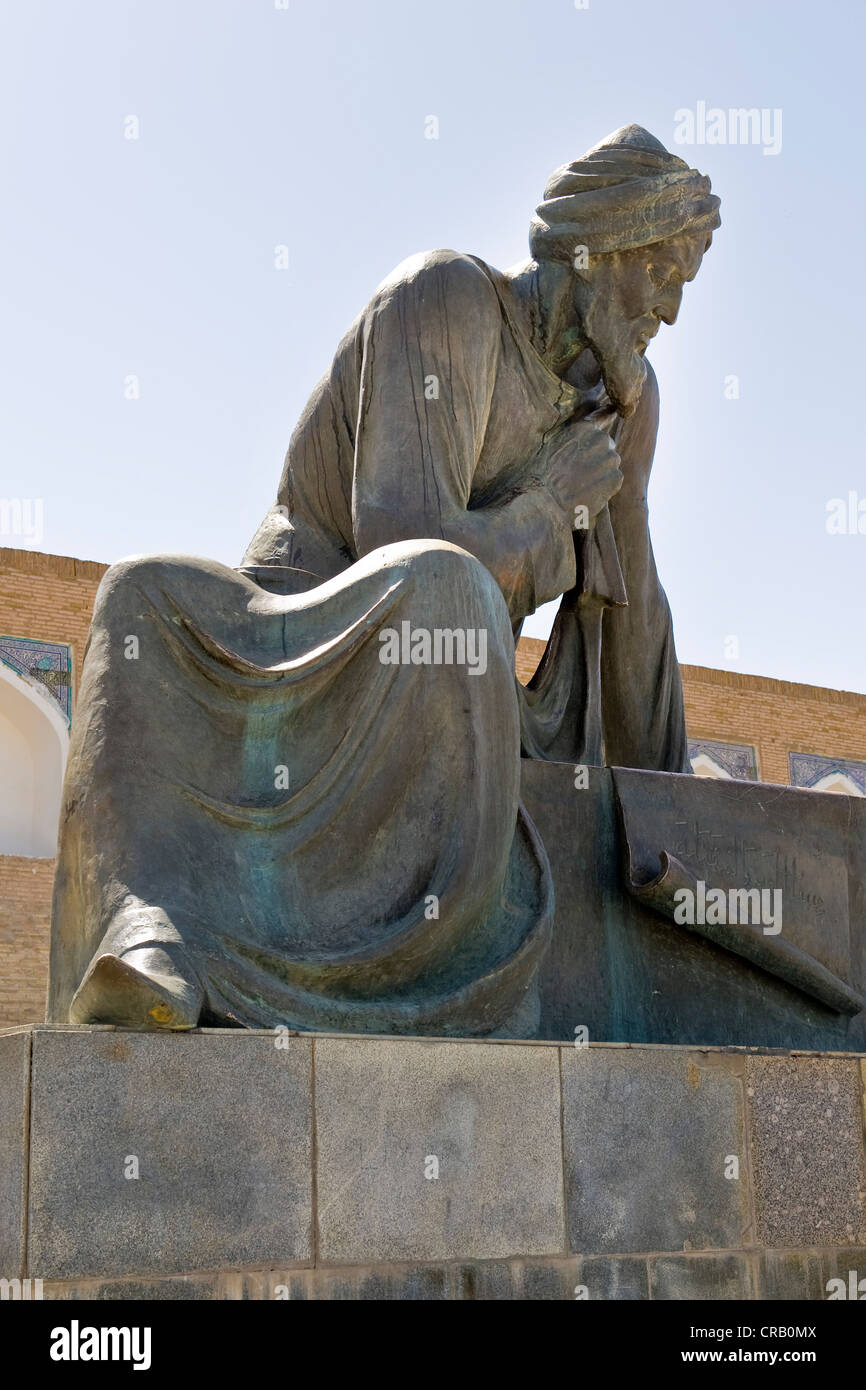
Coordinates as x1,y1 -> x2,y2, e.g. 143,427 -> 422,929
48,124 -> 720,1035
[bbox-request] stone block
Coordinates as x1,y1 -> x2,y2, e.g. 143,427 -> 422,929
746,1055 -> 866,1246
43,1274 -> 219,1300
27,1028 -> 313,1280
816,1248 -> 866,1301
650,1254 -> 754,1299
451,1261 -> 521,1299
562,1047 -> 749,1253
352,1264 -> 451,1301
578,1256 -> 649,1301
229,1264 -> 454,1300
0,1029 -> 30,1279
753,1249 -> 866,1301
314,1037 -> 563,1264
520,1258 -> 582,1300
224,1268 -> 312,1300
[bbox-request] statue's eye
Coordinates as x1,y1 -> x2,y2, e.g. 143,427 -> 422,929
648,265 -> 668,290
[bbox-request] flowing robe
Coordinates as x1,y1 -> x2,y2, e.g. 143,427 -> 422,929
48,249 -> 687,1033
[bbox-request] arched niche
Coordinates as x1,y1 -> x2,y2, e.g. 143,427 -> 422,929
0,661 -> 69,856
810,770 -> 864,797
690,751 -> 733,780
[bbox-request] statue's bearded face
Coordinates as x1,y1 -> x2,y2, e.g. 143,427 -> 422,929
575,231 -> 708,415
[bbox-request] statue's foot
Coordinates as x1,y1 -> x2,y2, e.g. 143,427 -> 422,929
70,946 -> 203,1030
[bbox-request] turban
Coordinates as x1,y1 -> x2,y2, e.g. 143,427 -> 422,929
529,123 -> 721,262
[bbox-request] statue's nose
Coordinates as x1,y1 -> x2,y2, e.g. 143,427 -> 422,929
656,286 -> 684,326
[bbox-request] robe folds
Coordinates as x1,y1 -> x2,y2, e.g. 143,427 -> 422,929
49,249 -> 688,1033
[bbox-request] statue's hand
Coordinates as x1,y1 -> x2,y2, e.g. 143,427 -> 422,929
537,418 -> 623,530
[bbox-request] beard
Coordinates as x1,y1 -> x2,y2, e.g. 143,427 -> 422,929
579,297 -> 649,417
590,334 -> 647,417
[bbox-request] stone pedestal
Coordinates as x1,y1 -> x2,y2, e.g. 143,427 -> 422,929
2,1026 -> 865,1300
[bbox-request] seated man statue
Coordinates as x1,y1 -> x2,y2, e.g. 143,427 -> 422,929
48,124 -> 720,1036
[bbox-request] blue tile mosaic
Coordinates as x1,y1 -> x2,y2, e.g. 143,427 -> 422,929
688,738 -> 758,781
0,635 -> 72,724
789,752 -> 866,795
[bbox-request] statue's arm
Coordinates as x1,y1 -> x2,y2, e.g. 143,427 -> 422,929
351,253 -> 575,621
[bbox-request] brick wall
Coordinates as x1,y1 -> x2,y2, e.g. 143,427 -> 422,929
515,636 -> 866,779
680,663 -> 866,786
516,635 -> 546,686
0,856 -> 54,1024
0,549 -> 108,1027
0,546 -> 107,703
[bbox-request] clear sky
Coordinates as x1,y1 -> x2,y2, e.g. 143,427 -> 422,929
2,0 -> 864,691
